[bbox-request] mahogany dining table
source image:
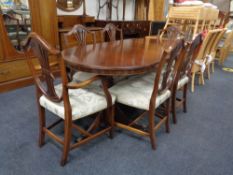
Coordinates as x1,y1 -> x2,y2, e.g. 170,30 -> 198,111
61,37 -> 167,77
61,37 -> 170,113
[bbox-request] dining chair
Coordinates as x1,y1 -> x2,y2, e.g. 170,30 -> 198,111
100,23 -> 123,42
171,34 -> 202,124
100,23 -> 124,84
110,39 -> 185,150
216,11 -> 230,28
215,30 -> 233,65
207,29 -> 226,75
64,24 -> 98,83
191,29 -> 225,92
23,32 -> 115,166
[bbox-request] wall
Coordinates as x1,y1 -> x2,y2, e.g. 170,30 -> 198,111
206,0 -> 230,12
57,0 -> 136,20
231,1 -> 233,11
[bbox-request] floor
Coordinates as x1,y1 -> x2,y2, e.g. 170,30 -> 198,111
1,57 -> 233,175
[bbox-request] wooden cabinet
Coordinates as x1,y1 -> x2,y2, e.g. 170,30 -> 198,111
0,0 -> 59,93
95,20 -> 151,39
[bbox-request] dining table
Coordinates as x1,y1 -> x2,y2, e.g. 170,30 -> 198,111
62,37 -> 167,76
61,37 -> 170,115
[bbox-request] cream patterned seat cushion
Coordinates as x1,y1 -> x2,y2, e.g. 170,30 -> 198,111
130,72 -> 188,90
109,76 -> 171,111
40,84 -> 116,121
177,76 -> 189,89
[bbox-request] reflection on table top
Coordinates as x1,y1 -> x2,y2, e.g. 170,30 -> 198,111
62,37 -> 166,76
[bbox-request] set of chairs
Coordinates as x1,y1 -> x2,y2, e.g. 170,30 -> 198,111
190,28 -> 232,92
23,24 -> 205,166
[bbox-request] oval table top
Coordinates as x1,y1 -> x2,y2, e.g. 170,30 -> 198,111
62,37 -> 166,76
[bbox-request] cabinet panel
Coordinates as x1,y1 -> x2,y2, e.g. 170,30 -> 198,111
0,60 -> 31,83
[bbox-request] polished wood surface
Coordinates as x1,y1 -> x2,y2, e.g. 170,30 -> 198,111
58,15 -> 95,29
62,38 -> 165,75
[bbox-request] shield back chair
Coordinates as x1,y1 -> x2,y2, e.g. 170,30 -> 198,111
215,30 -> 233,65
100,23 -> 124,84
64,24 -> 97,82
100,23 -> 123,42
191,29 -> 225,92
171,34 -> 203,124
110,39 -> 185,150
23,32 -> 115,166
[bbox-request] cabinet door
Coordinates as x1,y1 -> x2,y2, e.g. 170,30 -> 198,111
29,0 -> 59,49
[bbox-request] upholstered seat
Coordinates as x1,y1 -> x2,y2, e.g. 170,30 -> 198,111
40,84 -> 116,121
110,76 -> 171,110
177,76 -> 189,90
130,71 -> 187,90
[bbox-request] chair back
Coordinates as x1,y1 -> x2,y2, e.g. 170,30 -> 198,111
23,32 -> 62,102
171,34 -> 203,92
210,29 -> 226,55
196,29 -> 225,61
101,23 -> 123,42
150,39 -> 185,109
181,34 -> 203,77
222,30 -> 233,49
64,24 -> 96,47
218,11 -> 230,28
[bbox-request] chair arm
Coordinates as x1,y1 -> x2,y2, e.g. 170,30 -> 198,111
67,75 -> 102,89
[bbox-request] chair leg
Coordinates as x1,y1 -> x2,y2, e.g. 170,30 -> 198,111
191,73 -> 195,92
38,105 -> 46,147
148,110 -> 156,150
171,92 -> 177,124
207,65 -> 210,80
183,84 -> 188,113
200,72 -> 205,85
165,99 -> 171,133
109,105 -> 115,139
60,119 -> 72,166
211,62 -> 215,73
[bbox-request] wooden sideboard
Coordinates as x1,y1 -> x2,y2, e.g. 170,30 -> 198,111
0,0 -> 59,93
95,20 -> 151,39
